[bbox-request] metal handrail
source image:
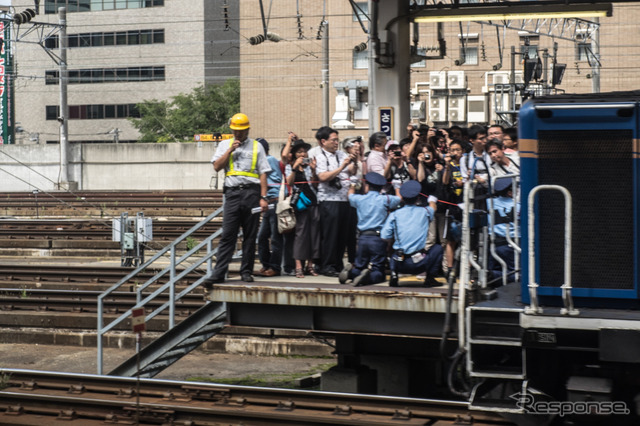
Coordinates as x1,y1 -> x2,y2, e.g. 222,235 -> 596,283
526,185 -> 578,316
488,174 -> 520,287
97,206 -> 224,374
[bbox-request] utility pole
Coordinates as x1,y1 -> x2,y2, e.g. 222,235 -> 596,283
321,20 -> 329,127
592,17 -> 600,93
58,7 -> 73,190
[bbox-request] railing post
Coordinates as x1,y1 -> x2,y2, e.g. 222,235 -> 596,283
170,244 -> 176,329
97,298 -> 103,374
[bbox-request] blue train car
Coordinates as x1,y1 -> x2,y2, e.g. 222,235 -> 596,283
519,91 -> 640,306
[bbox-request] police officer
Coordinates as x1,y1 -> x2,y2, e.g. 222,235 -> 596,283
204,113 -> 271,287
339,172 -> 401,286
381,180 -> 444,287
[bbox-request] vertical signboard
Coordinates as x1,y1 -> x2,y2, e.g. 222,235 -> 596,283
0,21 -> 13,144
378,107 -> 393,140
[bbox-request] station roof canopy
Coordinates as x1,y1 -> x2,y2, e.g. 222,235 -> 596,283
412,1 -> 613,23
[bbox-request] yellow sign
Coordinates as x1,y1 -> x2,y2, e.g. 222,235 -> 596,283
194,134 -> 232,142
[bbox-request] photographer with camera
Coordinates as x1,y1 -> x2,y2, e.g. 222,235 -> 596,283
315,126 -> 357,277
383,139 -> 416,195
343,136 -> 365,265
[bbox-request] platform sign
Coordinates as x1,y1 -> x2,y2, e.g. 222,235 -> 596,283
131,308 -> 146,333
378,107 -> 393,140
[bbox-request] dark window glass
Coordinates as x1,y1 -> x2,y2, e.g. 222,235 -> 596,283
79,105 -> 87,119
116,32 -> 127,45
104,105 -> 116,118
117,104 -> 127,117
140,67 -> 152,81
91,69 -> 103,83
69,105 -> 80,119
153,29 -> 164,43
45,70 -> 59,85
153,0 -> 163,6
91,33 -> 103,47
79,0 -> 91,11
46,105 -> 58,120
116,68 -> 128,80
68,0 -> 79,12
128,67 -> 141,81
79,33 -> 91,47
104,68 -> 116,82
129,104 -> 140,118
127,30 -> 139,45
45,1 -> 56,14
68,70 -> 80,83
68,34 -> 79,48
140,29 -> 152,44
153,66 -> 165,80
103,32 -> 114,45
45,36 -> 58,49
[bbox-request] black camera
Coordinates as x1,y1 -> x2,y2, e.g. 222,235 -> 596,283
435,130 -> 444,138
393,150 -> 402,157
329,177 -> 342,190
302,158 -> 310,165
424,153 -> 432,161
418,124 -> 430,137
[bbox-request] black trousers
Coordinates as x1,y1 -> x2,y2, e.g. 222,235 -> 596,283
211,185 -> 260,279
319,201 -> 350,272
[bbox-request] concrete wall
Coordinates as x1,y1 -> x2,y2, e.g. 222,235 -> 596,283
0,143 -> 221,191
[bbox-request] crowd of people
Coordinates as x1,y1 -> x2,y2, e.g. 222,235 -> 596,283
203,112 -> 519,289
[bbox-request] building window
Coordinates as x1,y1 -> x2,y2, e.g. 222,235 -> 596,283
44,0 -> 163,14
353,49 -> 368,69
46,103 -> 140,120
352,2 -> 368,21
44,29 -> 163,49
576,42 -> 593,61
459,46 -> 479,65
45,66 -> 165,84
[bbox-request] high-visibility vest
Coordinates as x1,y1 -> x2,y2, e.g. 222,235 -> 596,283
226,139 -> 259,178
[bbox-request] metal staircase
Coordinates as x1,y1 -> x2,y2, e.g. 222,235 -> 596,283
97,206 -> 230,376
108,301 -> 226,378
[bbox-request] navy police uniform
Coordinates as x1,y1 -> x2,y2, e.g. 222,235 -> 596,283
344,172 -> 401,285
381,180 -> 443,287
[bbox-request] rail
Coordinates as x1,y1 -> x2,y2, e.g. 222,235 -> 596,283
97,206 -> 224,374
525,185 -> 578,316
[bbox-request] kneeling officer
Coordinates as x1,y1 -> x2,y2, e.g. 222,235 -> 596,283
381,180 -> 443,287
339,172 -> 401,286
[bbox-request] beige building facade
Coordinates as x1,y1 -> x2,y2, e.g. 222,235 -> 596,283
238,1 -> 640,144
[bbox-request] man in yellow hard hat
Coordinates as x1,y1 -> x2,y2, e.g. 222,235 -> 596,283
204,113 -> 271,286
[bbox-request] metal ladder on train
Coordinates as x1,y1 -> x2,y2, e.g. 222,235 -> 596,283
97,206 -> 233,377
466,184 -> 576,412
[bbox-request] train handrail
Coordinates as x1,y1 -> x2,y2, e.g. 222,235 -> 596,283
526,185 -> 578,316
96,206 -> 224,375
488,174 -> 521,287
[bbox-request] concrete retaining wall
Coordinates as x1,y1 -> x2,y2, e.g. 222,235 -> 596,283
0,142 -> 235,191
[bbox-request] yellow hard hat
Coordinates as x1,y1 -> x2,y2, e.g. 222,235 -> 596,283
229,113 -> 250,130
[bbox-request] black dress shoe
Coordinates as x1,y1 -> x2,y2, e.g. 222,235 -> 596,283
388,272 -> 398,287
241,273 -> 254,282
322,268 -> 339,278
424,276 -> 440,288
203,275 -> 224,290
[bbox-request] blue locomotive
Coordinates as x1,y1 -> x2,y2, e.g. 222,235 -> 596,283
466,91 -> 640,424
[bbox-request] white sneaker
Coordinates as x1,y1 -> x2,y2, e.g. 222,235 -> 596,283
416,272 -> 426,279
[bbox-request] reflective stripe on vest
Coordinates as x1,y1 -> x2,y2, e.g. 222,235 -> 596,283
226,140 -> 259,178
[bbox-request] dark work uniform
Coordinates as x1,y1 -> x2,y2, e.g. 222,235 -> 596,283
209,138 -> 271,280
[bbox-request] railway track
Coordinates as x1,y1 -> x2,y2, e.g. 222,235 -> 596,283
0,369 -> 514,425
0,190 -> 223,218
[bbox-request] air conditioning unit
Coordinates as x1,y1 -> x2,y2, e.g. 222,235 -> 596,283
331,94 -> 349,121
429,71 -> 447,90
448,96 -> 466,122
448,71 -> 466,90
467,95 -> 487,123
411,101 -> 426,120
492,71 -> 510,85
429,96 -> 447,122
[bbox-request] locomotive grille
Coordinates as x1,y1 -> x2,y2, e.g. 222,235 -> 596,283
536,130 -> 634,289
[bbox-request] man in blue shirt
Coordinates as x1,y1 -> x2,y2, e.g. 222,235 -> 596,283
381,180 -> 443,287
339,172 -> 401,286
